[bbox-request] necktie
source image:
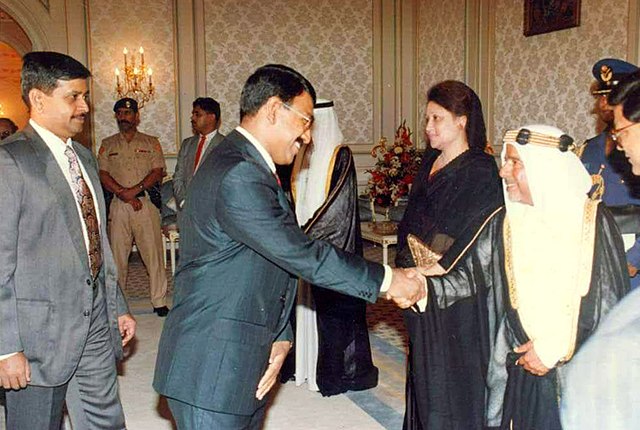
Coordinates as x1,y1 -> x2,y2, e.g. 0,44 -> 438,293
64,146 -> 102,278
193,135 -> 207,171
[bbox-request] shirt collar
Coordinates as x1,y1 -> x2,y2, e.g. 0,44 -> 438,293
201,129 -> 218,141
29,119 -> 73,151
236,126 -> 276,174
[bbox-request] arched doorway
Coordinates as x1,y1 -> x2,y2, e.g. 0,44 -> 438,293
0,7 -> 32,130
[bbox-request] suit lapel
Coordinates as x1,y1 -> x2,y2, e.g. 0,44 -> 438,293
229,131 -> 286,201
228,131 -> 298,335
184,135 -> 199,175
202,132 -> 223,161
23,126 -> 90,273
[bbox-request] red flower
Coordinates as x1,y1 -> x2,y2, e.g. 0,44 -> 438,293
366,121 -> 422,207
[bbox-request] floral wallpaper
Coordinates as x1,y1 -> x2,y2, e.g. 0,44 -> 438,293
87,0 -> 178,154
203,0 -> 373,144
416,0 -> 466,145
493,0 -> 628,148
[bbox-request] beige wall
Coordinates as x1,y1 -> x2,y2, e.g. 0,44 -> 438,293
203,0 -> 374,145
416,0 -> 466,142
87,0 -> 179,155
3,0 -> 639,169
493,0 -> 629,149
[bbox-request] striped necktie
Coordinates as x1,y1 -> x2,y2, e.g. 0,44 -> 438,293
64,146 -> 102,279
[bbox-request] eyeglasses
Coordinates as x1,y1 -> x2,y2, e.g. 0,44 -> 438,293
610,122 -> 640,143
282,102 -> 313,129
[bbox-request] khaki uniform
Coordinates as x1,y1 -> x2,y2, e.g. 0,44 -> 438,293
99,131 -> 168,307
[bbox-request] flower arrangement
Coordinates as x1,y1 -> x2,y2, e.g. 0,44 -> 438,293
366,120 -> 422,208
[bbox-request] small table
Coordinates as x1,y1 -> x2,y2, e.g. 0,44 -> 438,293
360,222 -> 398,265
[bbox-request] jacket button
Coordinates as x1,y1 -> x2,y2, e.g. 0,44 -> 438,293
86,279 -> 92,286
83,310 -> 90,317
279,295 -> 286,302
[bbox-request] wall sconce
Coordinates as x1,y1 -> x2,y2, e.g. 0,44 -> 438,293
114,46 -> 155,109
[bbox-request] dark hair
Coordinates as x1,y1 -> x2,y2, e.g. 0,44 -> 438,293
21,51 -> 91,108
239,64 -> 316,120
427,80 -> 487,151
609,71 -> 640,123
0,118 -> 18,134
193,97 -> 221,120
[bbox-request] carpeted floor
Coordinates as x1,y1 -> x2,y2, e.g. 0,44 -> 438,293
0,243 -> 408,429
118,242 -> 410,429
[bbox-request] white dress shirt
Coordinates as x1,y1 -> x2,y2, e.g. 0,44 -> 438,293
236,126 -> 393,292
0,120 -> 102,361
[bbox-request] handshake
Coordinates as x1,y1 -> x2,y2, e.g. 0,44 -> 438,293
384,267 -> 433,310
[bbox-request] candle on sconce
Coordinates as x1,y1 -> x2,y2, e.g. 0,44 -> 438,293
139,46 -> 144,66
115,67 -> 120,86
147,68 -> 153,86
123,47 -> 128,67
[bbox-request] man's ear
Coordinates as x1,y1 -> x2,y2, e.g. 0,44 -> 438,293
264,96 -> 281,125
29,88 -> 46,114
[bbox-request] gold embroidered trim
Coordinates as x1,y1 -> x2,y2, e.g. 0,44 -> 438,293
324,145 -> 346,198
407,234 -> 443,268
563,199 -> 599,362
503,201 -> 600,359
302,146 -> 352,234
440,206 -> 504,275
503,216 -> 517,309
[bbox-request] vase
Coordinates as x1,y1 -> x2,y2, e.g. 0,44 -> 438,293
371,206 -> 397,235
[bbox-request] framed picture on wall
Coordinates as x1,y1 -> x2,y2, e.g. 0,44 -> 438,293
524,0 -> 581,37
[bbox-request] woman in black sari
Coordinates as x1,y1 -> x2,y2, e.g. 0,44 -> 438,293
396,80 -> 503,430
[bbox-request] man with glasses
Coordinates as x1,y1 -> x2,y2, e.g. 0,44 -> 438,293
0,118 -> 18,141
561,72 -> 640,428
153,64 -> 425,430
580,58 -> 640,289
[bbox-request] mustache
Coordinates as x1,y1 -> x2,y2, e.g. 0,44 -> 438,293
118,119 -> 133,126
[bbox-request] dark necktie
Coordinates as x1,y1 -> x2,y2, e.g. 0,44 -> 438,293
193,135 -> 206,170
64,146 -> 102,278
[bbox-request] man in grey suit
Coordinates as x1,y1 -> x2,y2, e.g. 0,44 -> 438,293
0,51 -> 136,429
173,97 -> 225,210
153,64 -> 425,429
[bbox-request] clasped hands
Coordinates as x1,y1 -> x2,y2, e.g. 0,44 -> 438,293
116,187 -> 143,211
385,267 -> 427,309
385,264 -> 447,310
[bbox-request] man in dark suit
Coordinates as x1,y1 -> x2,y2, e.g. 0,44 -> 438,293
0,51 -> 136,429
153,64 -> 425,429
173,97 -> 225,210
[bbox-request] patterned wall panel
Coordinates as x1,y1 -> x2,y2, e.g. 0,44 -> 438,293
87,0 -> 178,154
203,0 -> 373,144
493,0 -> 628,148
416,0 -> 466,145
